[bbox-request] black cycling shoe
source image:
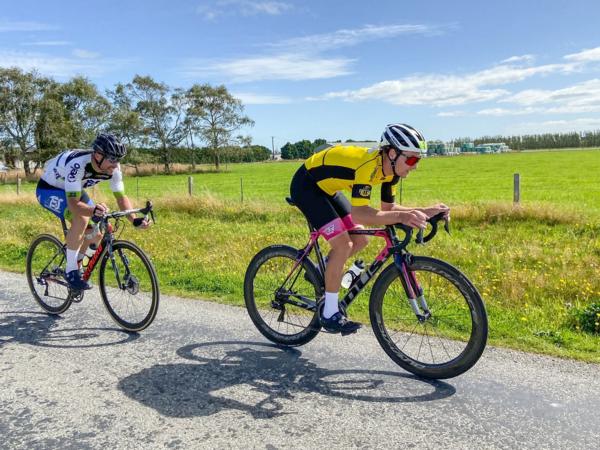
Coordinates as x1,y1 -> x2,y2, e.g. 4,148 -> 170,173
65,270 -> 91,291
320,312 -> 362,336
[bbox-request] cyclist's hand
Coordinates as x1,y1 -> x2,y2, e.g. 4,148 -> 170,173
421,203 -> 450,221
397,210 -> 428,229
132,217 -> 150,229
92,203 -> 109,218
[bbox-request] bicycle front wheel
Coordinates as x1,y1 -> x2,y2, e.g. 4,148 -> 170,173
26,234 -> 72,314
370,256 -> 488,379
244,245 -> 323,346
98,240 -> 160,332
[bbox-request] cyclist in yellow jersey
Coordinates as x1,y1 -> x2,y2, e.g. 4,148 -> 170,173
290,123 -> 449,334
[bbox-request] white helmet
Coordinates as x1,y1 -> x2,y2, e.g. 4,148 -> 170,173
381,123 -> 427,155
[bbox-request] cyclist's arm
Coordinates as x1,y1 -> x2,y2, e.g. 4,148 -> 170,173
110,166 -> 135,222
381,202 -> 420,212
352,205 -> 423,227
382,201 -> 450,219
114,193 -> 136,223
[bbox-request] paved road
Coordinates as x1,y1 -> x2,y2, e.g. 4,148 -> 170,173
1,270 -> 598,449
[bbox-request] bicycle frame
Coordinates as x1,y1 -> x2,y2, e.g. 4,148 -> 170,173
290,223 -> 432,322
53,201 -> 154,289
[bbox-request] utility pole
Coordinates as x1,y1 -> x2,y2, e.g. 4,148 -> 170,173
271,136 -> 275,160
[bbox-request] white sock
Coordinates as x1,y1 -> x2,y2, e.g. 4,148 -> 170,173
66,249 -> 79,273
323,291 -> 339,319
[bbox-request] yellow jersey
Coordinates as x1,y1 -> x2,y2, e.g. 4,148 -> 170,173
304,145 -> 399,207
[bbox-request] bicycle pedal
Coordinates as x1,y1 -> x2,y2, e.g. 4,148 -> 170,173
341,326 -> 361,337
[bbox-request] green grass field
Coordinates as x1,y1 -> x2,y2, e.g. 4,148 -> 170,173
1,149 -> 600,362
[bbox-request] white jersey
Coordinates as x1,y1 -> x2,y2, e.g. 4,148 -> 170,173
41,150 -> 125,194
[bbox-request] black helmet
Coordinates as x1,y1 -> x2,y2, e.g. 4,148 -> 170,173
92,133 -> 126,160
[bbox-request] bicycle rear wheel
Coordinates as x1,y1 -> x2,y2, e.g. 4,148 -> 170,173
370,256 -> 488,379
98,240 -> 160,332
26,234 -> 72,314
244,245 -> 323,346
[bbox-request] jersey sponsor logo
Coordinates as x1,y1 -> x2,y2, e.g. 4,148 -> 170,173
357,185 -> 371,198
67,163 -> 81,182
83,179 -> 100,188
53,168 -> 61,180
46,195 -> 64,213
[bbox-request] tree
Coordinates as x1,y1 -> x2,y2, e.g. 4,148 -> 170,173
123,75 -> 187,173
0,67 -> 50,175
58,76 -> 111,146
186,84 -> 254,170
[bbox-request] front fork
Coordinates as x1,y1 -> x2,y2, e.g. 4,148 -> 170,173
394,253 -> 431,322
105,239 -> 131,290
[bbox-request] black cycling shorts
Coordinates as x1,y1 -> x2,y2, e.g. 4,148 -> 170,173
290,165 -> 357,239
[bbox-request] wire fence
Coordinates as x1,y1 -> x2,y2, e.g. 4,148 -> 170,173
6,171 -> 600,211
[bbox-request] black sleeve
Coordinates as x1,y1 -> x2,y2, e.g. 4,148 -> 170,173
380,176 -> 400,203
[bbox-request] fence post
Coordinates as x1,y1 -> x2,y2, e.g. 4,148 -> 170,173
240,177 -> 244,203
16,176 -> 21,195
188,176 -> 193,196
513,173 -> 520,204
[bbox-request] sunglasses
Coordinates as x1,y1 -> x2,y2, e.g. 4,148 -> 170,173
95,153 -> 121,165
399,152 -> 421,167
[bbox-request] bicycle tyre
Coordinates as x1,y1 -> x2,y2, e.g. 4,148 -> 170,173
244,245 -> 323,346
369,256 -> 488,379
98,240 -> 160,332
26,234 -> 72,314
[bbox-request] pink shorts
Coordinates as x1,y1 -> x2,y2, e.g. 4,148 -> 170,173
318,214 -> 358,241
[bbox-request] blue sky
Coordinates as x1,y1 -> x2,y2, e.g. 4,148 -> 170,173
2,0 -> 600,148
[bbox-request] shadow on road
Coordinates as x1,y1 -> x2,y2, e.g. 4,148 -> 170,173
119,340 -> 456,419
0,311 -> 139,349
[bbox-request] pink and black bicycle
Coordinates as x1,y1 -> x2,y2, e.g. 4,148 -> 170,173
244,198 -> 488,379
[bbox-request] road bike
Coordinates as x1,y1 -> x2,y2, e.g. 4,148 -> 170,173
26,201 -> 159,332
244,198 -> 488,379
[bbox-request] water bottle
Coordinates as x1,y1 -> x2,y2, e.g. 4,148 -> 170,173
341,260 -> 365,289
84,243 -> 98,259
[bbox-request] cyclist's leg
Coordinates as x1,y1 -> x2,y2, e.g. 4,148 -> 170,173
64,191 -> 95,265
290,165 -> 351,294
331,192 -> 369,256
290,167 -> 361,333
76,192 -> 100,256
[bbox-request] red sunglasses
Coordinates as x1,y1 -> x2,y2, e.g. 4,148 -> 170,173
399,152 -> 421,166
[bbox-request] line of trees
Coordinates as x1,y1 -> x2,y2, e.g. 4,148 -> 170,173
280,139 -> 327,159
455,131 -> 600,150
0,68 -> 263,175
281,132 -> 600,158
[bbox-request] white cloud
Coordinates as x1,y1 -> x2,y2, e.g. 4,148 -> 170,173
21,40 -> 71,47
564,46 -> 600,62
511,118 -> 600,134
500,54 -> 535,65
181,54 -> 354,82
476,107 -> 540,116
232,92 -> 291,104
0,50 -> 130,78
317,55 -> 579,107
72,49 -> 100,59
437,111 -> 467,117
197,1 -> 293,20
0,19 -> 58,32
271,23 -> 450,52
500,79 -> 600,114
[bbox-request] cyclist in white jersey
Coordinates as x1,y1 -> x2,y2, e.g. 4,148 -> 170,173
36,133 -> 149,290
